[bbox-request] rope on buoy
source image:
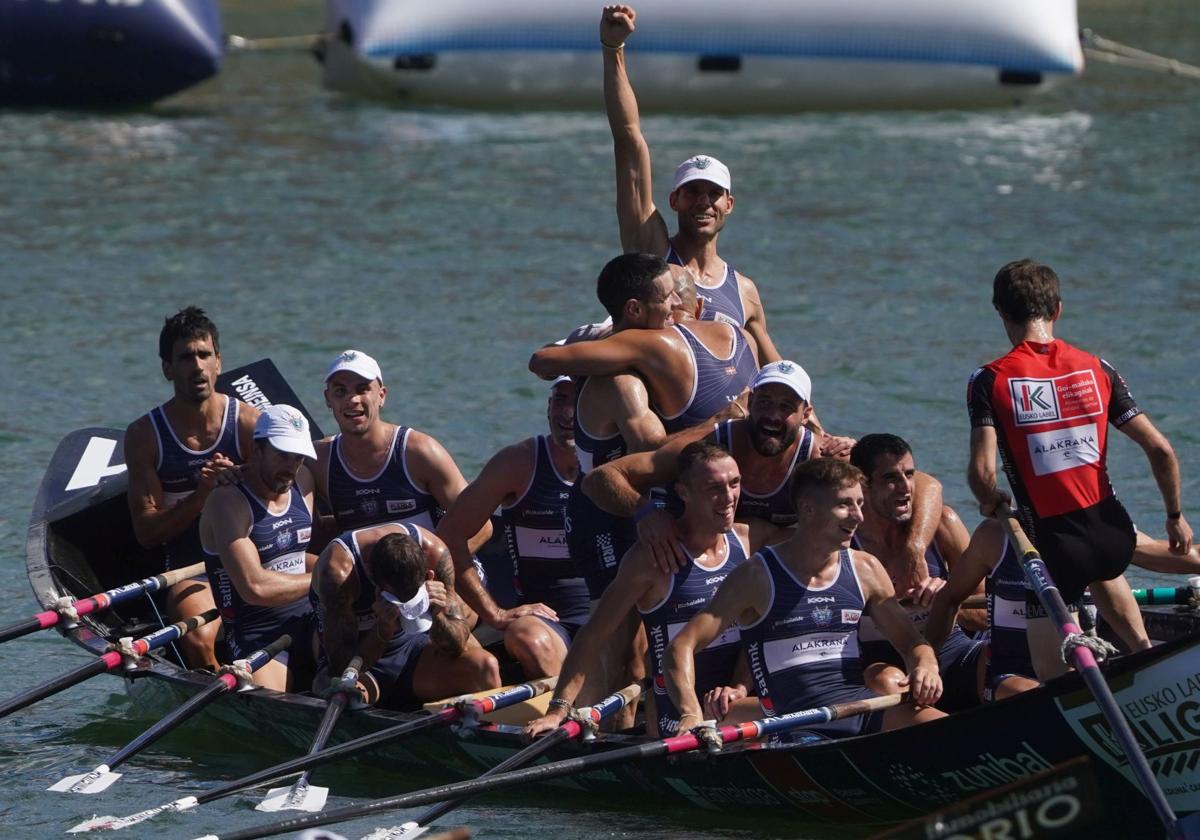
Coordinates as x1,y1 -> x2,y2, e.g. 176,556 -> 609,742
1081,28 -> 1200,80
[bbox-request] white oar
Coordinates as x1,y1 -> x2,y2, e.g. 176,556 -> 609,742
49,634 -> 291,794
256,657 -> 363,813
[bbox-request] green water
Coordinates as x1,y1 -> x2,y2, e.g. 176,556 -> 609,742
0,0 -> 1197,837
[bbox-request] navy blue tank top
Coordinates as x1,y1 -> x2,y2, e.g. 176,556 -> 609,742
501,437 -> 588,606
740,547 -> 867,718
665,246 -> 746,327
661,323 -> 758,435
326,426 -> 441,530
572,376 -> 632,474
713,420 -> 815,526
986,533 -> 1037,693
641,530 -> 748,734
344,522 -> 423,631
855,538 -> 975,670
150,395 -> 243,571
206,483 -> 311,640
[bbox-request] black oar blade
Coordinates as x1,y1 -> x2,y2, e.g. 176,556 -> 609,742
0,653 -> 115,719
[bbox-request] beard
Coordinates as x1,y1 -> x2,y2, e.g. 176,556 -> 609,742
748,420 -> 798,457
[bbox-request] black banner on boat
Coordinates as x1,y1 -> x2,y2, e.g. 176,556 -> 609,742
870,756 -> 1102,840
217,358 -> 324,440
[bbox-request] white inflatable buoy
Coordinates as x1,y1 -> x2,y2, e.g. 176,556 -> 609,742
318,0 -> 1083,111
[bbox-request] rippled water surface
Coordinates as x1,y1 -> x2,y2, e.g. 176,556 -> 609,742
0,1 -> 1197,837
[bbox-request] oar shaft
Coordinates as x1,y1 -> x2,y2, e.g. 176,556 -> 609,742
104,632 -> 290,772
202,693 -> 892,840
0,653 -> 118,718
996,506 -> 1183,839
0,562 -> 206,643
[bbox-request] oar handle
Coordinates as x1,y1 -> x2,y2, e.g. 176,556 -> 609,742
156,562 -> 209,589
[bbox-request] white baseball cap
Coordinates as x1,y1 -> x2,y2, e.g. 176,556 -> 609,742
673,155 -> 732,192
752,360 -> 812,403
325,349 -> 383,384
253,404 -> 317,459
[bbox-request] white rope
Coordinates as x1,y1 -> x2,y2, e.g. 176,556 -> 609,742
219,660 -> 256,690
52,596 -> 79,624
1082,29 -> 1200,80
1061,632 -> 1119,664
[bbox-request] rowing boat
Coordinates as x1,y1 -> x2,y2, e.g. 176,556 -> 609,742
25,419 -> 1200,832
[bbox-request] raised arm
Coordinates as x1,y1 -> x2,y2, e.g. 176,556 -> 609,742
665,559 -> 769,731
1119,414 -> 1192,554
405,430 -> 492,553
530,330 -> 666,379
601,4 -> 670,255
423,530 -> 474,657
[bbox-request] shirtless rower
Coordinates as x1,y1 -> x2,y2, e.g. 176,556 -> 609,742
526,442 -> 778,738
199,405 -> 318,692
126,307 -> 257,669
582,362 -> 946,597
436,377 -> 590,678
601,4 -> 780,367
848,434 -> 985,711
666,458 -> 944,738
315,349 -> 486,549
311,523 -> 499,707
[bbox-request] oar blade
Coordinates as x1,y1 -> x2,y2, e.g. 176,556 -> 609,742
66,796 -> 198,833
48,765 -> 122,794
255,782 -> 329,813
361,822 -> 427,840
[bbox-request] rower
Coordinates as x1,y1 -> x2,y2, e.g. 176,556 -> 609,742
314,349 -> 488,552
925,518 -> 1041,702
967,259 -> 1192,677
848,434 -> 985,711
525,442 -> 775,739
435,377 -> 589,679
582,362 -> 946,596
529,261 -> 758,440
600,4 -> 781,367
311,523 -> 499,707
125,306 -> 257,670
665,457 -> 944,739
199,405 -> 318,692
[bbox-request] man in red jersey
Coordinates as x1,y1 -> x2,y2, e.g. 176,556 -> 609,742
967,259 -> 1192,676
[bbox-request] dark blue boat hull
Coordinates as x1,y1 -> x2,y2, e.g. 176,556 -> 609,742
0,0 -> 222,107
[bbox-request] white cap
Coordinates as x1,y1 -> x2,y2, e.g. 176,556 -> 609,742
253,404 -> 317,459
325,349 -> 382,384
752,360 -> 812,403
382,586 -> 433,634
550,375 -> 573,390
672,155 -> 731,192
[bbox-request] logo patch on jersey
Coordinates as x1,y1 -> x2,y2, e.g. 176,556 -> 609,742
1027,423 -> 1100,476
275,530 -> 293,550
387,499 -> 417,514
297,527 -> 312,545
360,499 -> 379,517
713,312 -> 739,327
841,609 -> 862,624
812,606 -> 833,626
1008,370 -> 1102,427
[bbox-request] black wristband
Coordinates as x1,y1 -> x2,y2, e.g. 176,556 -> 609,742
1168,510 -> 1183,520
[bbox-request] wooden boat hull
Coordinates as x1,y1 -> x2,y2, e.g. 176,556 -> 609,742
27,425 -> 1200,831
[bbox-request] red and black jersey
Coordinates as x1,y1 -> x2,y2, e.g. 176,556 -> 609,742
967,339 -> 1140,519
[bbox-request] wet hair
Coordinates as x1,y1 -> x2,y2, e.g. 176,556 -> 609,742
992,259 -> 1061,324
677,440 -> 734,481
596,253 -> 670,322
849,434 -> 912,478
159,306 -> 220,363
790,458 -> 865,507
370,532 -> 428,601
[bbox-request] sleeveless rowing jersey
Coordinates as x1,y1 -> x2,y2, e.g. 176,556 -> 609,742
665,245 -> 746,327
714,419 -> 815,526
572,376 -> 631,474
741,547 -> 868,719
854,538 -> 977,671
967,340 -> 1140,520
985,533 -> 1037,699
149,394 -> 243,572
327,426 -> 441,530
661,323 -> 757,435
500,436 -> 588,611
205,483 -> 312,643
641,530 -> 748,734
